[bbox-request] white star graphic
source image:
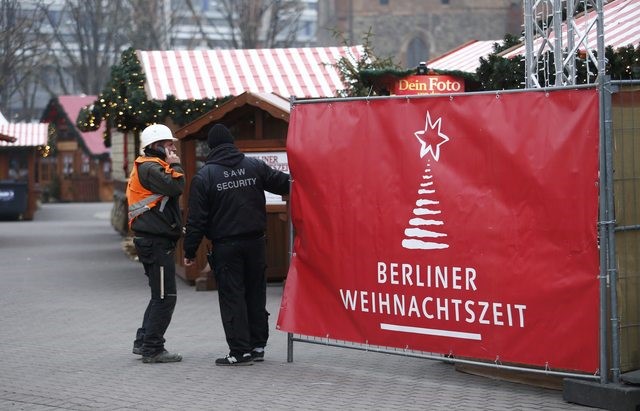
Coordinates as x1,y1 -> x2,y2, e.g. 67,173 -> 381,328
414,111 -> 449,162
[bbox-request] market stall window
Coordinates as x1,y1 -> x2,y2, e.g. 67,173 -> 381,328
8,155 -> 28,181
63,154 -> 73,178
81,154 -> 90,174
103,161 -> 112,180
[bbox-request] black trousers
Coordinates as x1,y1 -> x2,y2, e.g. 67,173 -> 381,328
209,236 -> 269,356
133,236 -> 177,356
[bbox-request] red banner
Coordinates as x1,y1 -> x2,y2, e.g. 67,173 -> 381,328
277,89 -> 600,373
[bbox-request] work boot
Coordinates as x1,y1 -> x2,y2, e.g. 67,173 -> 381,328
142,350 -> 182,364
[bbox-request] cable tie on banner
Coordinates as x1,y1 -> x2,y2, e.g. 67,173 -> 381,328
449,95 -> 454,102
442,350 -> 454,363
365,340 -> 369,351
544,362 -> 550,372
325,334 -> 330,344
597,219 -> 616,226
494,355 -> 502,366
594,368 -> 600,376
495,92 -> 501,100
404,345 -> 409,352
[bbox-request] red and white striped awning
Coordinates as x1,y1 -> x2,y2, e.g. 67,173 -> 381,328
502,0 -> 640,58
0,123 -> 49,147
427,40 -> 502,73
137,46 -> 365,100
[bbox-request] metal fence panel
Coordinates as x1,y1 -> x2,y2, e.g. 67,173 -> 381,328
612,81 -> 640,374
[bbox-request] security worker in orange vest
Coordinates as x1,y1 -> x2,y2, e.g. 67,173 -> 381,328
126,124 -> 185,363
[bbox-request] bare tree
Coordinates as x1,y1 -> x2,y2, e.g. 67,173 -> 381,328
260,0 -> 305,47
1,0 -> 309,120
0,0 -> 49,120
127,0 -> 172,49
1,0 -> 173,119
41,0 -> 134,95
189,0 -> 305,49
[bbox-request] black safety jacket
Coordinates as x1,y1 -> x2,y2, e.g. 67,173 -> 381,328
183,143 -> 290,258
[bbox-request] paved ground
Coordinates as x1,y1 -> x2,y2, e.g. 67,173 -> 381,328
0,202 -> 601,410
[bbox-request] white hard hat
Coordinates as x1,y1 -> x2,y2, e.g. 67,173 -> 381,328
140,124 -> 176,154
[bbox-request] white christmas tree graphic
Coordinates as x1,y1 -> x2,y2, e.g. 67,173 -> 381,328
402,111 -> 450,250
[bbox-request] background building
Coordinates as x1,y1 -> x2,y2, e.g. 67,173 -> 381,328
316,0 -> 522,68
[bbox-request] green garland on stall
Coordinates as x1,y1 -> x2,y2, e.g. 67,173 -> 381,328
477,37 -> 640,90
78,40 -> 640,147
476,34 -> 524,90
603,44 -> 640,79
350,33 -> 640,96
76,48 -> 228,147
330,28 -> 407,97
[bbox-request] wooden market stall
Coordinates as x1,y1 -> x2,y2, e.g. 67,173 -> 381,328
0,122 -> 49,220
81,45 -> 361,283
174,91 -> 290,290
41,95 -> 112,203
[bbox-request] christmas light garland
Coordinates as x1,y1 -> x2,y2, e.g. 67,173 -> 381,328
76,48 -> 228,147
78,40 -> 640,149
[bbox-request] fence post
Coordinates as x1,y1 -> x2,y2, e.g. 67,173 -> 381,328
598,76 -> 620,384
602,77 -> 620,383
287,96 -> 296,363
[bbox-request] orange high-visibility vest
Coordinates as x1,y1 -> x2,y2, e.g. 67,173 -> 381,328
126,156 -> 183,227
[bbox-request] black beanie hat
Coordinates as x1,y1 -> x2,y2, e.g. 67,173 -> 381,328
207,124 -> 234,149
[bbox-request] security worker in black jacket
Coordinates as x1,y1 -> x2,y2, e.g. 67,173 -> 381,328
183,124 -> 290,366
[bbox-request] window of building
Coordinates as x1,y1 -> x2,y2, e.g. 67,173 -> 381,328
39,157 -> 57,183
103,160 -> 112,181
81,154 -> 90,174
195,139 -> 210,171
46,10 -> 62,27
301,21 -> 312,37
63,154 -> 73,178
407,37 -> 429,69
7,154 -> 28,181
380,0 -> 389,4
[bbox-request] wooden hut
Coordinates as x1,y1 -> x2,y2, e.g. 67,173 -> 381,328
96,46 -> 363,286
41,95 -> 112,202
0,122 -> 49,220
174,91 -> 290,289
